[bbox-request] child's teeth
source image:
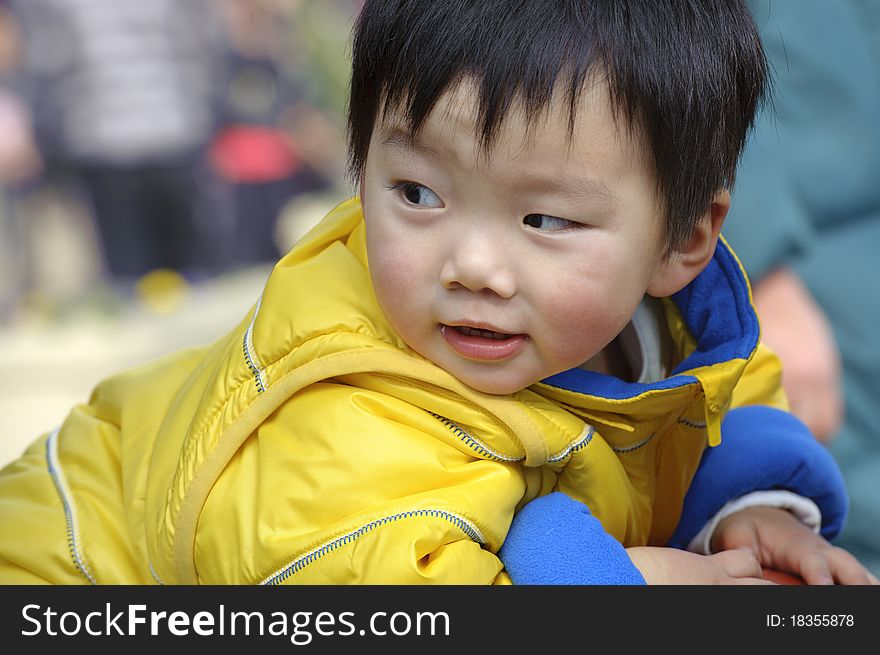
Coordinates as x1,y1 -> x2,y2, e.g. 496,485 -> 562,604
456,326 -> 510,339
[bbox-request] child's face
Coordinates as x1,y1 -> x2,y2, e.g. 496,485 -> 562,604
361,80 -> 669,395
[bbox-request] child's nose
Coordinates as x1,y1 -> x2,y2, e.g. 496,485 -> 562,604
439,236 -> 516,298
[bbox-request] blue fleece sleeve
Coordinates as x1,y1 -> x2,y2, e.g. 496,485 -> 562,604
498,492 -> 646,585
667,405 -> 848,549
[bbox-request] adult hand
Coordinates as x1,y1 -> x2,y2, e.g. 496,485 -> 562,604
752,267 -> 843,442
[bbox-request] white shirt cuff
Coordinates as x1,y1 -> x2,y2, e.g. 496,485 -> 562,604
686,490 -> 822,555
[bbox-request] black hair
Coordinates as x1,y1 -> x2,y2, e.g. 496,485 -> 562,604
347,0 -> 768,252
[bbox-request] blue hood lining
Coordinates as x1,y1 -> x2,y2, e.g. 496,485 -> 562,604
540,239 -> 759,400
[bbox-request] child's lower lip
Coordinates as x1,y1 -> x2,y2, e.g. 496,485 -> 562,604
440,325 -> 527,361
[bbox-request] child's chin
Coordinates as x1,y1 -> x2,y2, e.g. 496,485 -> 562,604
458,374 -> 529,397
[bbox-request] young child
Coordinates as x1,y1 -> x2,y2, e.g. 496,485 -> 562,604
0,0 -> 875,585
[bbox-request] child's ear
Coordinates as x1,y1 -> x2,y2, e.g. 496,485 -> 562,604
646,189 -> 730,298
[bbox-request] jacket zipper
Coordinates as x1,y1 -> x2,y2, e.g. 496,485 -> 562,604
260,509 -> 485,585
242,295 -> 267,393
46,428 -> 97,585
431,413 -> 523,462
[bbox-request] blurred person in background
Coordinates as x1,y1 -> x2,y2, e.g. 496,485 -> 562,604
2,0 -> 356,319
210,0 -> 342,266
206,0 -> 357,268
723,0 -> 880,575
7,0 -> 227,288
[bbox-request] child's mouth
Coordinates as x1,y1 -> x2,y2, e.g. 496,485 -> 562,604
440,324 -> 527,361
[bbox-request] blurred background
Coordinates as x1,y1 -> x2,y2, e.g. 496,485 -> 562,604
0,0 -> 361,467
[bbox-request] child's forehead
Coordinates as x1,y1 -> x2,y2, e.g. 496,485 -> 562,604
374,76 -> 648,172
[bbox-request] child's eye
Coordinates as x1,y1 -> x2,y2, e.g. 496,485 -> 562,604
523,214 -> 580,231
397,182 -> 443,208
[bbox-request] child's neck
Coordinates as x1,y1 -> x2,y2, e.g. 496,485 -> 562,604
579,297 -> 671,383
581,337 -> 633,381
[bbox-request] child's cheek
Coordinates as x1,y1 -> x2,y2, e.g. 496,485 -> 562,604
368,246 -> 424,333
539,282 -> 633,369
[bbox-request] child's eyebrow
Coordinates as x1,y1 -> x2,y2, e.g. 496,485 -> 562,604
516,173 -> 617,203
379,126 -> 445,161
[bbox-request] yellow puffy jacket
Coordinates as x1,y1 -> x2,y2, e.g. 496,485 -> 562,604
0,198 -> 786,585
